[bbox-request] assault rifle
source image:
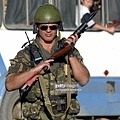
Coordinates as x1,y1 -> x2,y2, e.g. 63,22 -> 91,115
23,10 -> 97,64
21,10 -> 97,93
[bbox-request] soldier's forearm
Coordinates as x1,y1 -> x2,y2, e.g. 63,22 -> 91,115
6,68 -> 38,91
69,57 -> 90,85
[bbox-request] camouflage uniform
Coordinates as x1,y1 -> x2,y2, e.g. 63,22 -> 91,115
6,38 -> 83,120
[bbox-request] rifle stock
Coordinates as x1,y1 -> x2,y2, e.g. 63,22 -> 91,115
51,45 -> 72,59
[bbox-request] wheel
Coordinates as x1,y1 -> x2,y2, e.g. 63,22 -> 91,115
0,90 -> 22,120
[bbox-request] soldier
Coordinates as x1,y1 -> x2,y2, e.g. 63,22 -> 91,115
5,4 -> 90,120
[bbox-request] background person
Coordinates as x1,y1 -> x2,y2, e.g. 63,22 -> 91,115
76,0 -> 115,34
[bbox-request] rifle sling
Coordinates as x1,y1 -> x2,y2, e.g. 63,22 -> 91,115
38,64 -> 71,120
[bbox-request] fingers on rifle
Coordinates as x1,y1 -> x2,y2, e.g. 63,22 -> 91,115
46,59 -> 54,63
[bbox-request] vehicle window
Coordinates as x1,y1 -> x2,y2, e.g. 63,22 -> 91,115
4,0 -> 48,30
56,0 -> 77,30
0,0 -> 3,27
108,0 -> 120,22
3,0 -> 109,30
4,0 -> 78,30
75,0 -> 102,29
108,0 -> 120,29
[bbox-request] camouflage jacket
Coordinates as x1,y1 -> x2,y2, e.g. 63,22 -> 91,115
6,38 -> 83,119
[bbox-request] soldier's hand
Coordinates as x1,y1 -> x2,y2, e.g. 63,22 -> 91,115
65,34 -> 78,46
34,59 -> 54,74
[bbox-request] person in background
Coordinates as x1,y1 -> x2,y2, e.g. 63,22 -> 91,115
76,0 -> 115,34
5,3 -> 90,120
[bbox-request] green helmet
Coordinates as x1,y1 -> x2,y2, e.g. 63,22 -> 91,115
33,4 -> 63,33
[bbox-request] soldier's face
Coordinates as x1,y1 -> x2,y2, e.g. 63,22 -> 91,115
38,23 -> 58,42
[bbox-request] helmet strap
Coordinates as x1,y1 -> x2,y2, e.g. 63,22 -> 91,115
33,23 -> 37,34
58,21 -> 64,31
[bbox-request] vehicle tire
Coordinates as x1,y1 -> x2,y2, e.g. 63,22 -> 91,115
0,90 -> 22,120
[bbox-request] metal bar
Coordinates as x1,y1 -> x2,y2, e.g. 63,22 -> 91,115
26,0 -> 29,26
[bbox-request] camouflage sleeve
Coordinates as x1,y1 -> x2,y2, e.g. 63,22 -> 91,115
6,49 -> 31,78
73,48 -> 83,63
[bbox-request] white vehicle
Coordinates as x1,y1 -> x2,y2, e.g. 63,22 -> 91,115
0,0 -> 120,120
